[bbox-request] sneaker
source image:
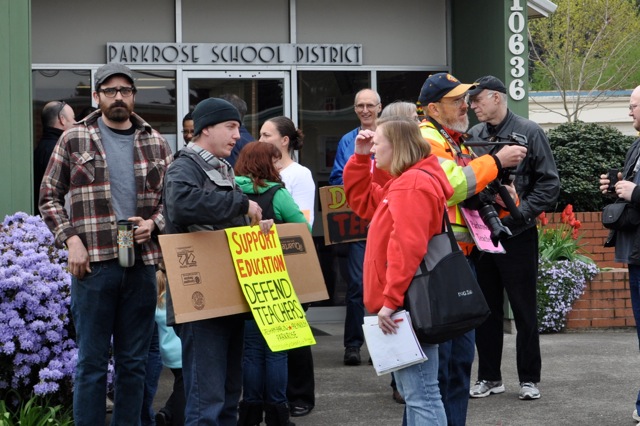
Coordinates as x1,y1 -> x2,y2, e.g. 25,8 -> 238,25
469,380 -> 506,398
519,382 -> 541,400
633,409 -> 640,422
343,347 -> 361,366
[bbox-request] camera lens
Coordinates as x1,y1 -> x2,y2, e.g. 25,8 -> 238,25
478,204 -> 512,246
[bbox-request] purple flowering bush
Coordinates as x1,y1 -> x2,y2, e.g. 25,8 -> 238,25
537,206 -> 599,333
0,212 -> 76,406
537,258 -> 599,333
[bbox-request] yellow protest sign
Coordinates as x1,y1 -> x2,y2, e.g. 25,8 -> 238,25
225,225 -> 316,352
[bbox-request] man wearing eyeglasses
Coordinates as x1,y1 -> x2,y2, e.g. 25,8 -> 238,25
329,88 -> 386,366
39,63 -> 173,426
417,72 -> 527,426
33,100 -> 76,215
466,76 -> 559,403
182,112 -> 195,145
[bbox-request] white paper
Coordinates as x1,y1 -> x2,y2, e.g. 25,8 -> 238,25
362,310 -> 427,376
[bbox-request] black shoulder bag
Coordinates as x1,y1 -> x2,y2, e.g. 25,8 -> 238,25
403,171 -> 490,344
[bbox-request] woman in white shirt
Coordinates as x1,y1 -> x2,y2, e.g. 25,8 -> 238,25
259,115 -> 317,417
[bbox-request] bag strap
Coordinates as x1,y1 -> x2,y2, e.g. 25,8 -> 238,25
417,169 -> 460,253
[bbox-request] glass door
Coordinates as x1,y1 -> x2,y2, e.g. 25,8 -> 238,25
181,71 -> 290,142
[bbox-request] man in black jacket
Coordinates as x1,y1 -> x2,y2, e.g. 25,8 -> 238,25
33,100 -> 75,214
467,76 -> 560,401
599,84 -> 640,422
163,97 -> 268,425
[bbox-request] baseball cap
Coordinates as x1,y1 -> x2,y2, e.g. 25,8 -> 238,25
94,63 -> 134,90
418,73 -> 476,105
467,76 -> 507,96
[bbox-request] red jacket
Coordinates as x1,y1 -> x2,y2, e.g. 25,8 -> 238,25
343,153 -> 454,313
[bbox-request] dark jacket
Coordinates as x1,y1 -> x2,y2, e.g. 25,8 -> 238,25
468,110 -> 560,237
33,127 -> 64,214
163,147 -> 250,235
612,138 -> 640,264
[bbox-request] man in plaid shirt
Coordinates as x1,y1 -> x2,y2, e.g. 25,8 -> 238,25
39,63 -> 173,426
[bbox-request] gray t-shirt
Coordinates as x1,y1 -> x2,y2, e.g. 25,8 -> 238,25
98,117 -> 137,221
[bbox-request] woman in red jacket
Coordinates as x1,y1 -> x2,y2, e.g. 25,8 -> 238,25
343,115 -> 453,425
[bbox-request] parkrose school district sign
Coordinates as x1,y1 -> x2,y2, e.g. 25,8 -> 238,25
107,43 -> 362,66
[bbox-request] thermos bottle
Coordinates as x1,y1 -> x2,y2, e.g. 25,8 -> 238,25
117,220 -> 136,268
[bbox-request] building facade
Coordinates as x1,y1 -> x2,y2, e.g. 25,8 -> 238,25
0,0 -> 556,220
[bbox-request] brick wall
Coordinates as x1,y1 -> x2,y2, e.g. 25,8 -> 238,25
545,212 -> 634,330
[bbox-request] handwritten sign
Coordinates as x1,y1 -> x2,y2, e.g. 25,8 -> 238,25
225,226 -> 316,351
319,185 -> 370,245
460,207 -> 506,254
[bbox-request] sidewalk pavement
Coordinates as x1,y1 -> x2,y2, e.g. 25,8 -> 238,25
151,307 -> 640,426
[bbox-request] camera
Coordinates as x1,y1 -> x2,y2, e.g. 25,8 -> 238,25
462,133 -> 528,246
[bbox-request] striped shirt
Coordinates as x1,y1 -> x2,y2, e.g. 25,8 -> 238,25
39,110 -> 173,265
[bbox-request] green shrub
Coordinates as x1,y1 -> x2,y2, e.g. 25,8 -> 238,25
547,121 -> 634,212
0,392 -> 73,426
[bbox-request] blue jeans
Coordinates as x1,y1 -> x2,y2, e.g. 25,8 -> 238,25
343,241 -> 365,348
242,320 -> 288,404
438,330 -> 474,426
396,342 -> 446,426
629,264 -> 640,350
71,259 -> 157,426
175,315 -> 245,426
141,324 -> 163,426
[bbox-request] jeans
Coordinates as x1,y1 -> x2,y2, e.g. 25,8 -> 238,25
474,227 -> 541,383
628,264 -> 640,349
242,319 -> 288,404
438,331 -> 474,426
71,259 -> 157,426
395,342 -> 446,426
175,315 -> 245,426
141,324 -> 163,426
342,241 -> 365,348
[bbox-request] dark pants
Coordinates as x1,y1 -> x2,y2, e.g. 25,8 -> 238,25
474,226 -> 541,383
287,345 -> 315,409
341,241 -> 365,349
141,324 -> 163,426
159,368 -> 185,426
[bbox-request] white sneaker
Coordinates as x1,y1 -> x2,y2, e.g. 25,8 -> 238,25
519,382 -> 541,400
633,409 -> 640,422
469,380 -> 506,398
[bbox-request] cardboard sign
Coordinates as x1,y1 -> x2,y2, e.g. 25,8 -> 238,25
460,207 -> 506,253
225,226 -> 316,352
319,185 -> 370,245
159,223 -> 328,324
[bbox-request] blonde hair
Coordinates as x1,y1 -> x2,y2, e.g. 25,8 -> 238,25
380,101 -> 417,119
156,261 -> 167,308
375,115 -> 431,177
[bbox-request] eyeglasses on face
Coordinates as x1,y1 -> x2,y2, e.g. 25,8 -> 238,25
438,94 -> 469,108
630,104 -> 639,111
98,86 -> 136,98
54,101 -> 67,119
469,91 -> 496,105
355,102 -> 380,111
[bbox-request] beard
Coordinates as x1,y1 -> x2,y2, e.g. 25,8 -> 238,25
440,114 -> 469,134
100,101 -> 132,123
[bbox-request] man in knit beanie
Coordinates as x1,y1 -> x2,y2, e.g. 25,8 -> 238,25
162,97 -> 270,425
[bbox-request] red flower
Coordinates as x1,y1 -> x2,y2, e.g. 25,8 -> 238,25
538,212 -> 548,226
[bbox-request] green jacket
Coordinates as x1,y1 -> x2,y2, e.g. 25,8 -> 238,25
235,176 -> 311,232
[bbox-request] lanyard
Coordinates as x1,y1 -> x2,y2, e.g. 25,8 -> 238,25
427,119 -> 474,167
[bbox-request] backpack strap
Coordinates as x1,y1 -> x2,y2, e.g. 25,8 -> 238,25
246,184 -> 284,223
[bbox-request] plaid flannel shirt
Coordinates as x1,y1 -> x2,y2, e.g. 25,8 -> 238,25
39,110 -> 173,265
